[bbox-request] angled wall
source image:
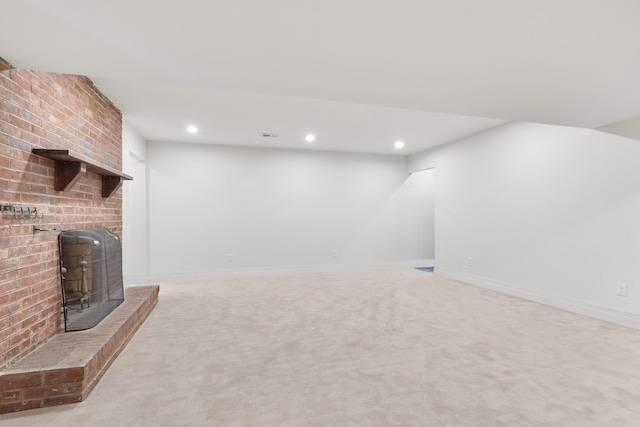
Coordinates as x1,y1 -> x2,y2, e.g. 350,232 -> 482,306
410,122 -> 640,327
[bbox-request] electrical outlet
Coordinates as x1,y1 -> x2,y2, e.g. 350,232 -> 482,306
467,257 -> 472,267
332,250 -> 338,258
616,282 -> 627,297
228,253 -> 234,262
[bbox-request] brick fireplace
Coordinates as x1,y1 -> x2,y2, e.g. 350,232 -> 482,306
0,57 -> 157,412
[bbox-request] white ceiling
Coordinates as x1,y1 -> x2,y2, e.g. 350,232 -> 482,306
1,0 -> 639,155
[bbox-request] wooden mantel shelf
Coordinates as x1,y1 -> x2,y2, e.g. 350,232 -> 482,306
32,149 -> 133,198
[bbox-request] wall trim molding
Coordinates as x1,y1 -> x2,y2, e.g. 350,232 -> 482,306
126,259 -> 434,284
436,268 -> 640,330
124,275 -> 151,286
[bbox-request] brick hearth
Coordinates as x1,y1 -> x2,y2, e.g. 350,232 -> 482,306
0,286 -> 158,414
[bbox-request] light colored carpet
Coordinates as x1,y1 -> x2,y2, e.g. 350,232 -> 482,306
2,268 -> 640,426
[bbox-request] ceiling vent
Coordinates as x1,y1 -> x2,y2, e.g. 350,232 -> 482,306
261,133 -> 279,138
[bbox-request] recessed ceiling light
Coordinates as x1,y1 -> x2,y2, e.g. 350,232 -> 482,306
186,125 -> 198,134
394,140 -> 405,149
305,134 -> 316,142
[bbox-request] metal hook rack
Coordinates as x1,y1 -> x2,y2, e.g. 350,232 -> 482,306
1,204 -> 45,220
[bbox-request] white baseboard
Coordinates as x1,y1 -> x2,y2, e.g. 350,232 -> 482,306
126,259 -> 435,284
436,268 -> 640,330
123,275 -> 150,287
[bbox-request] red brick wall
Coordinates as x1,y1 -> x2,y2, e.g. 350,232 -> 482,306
0,57 -> 123,370
0,58 -> 13,72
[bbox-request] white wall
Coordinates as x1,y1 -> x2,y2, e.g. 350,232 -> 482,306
122,122 -> 148,284
409,121 -> 640,327
145,142 -> 432,279
405,168 -> 435,259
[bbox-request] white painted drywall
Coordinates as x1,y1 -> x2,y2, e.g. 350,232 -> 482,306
122,122 -> 148,284
145,142 -> 432,279
409,122 -> 640,327
405,168 -> 435,259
